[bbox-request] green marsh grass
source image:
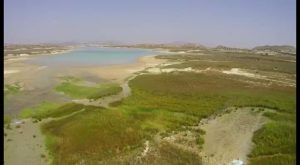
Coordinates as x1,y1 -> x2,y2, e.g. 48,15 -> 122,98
4,82 -> 22,103
158,52 -> 296,74
41,71 -> 295,164
147,142 -> 203,165
19,102 -> 98,120
41,108 -> 146,164
55,80 -> 122,99
4,115 -> 11,125
248,111 -> 296,165
37,50 -> 296,164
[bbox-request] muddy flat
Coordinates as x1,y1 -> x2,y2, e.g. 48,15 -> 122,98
4,120 -> 49,165
200,108 -> 267,165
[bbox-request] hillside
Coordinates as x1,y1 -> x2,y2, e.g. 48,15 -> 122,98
253,45 -> 296,55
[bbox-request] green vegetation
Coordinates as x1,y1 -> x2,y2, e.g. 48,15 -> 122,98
19,102 -> 61,119
147,142 -> 202,165
4,115 -> 11,125
158,51 -> 296,74
196,129 -> 206,135
40,154 -> 46,158
42,108 -> 146,164
55,78 -> 122,99
251,122 -> 295,155
57,76 -> 82,83
109,99 -> 124,107
248,111 -> 296,165
156,51 -> 296,165
19,102 -> 97,120
41,69 -> 295,164
196,136 -> 204,149
5,124 -> 11,130
88,83 -> 123,100
248,154 -> 295,165
4,82 -> 22,94
33,51 -> 295,164
4,83 -> 22,126
4,82 -> 22,100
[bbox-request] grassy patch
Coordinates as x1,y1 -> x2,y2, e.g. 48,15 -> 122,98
249,153 -> 295,165
263,111 -> 295,122
87,83 -> 123,100
4,83 -> 23,115
148,142 -> 202,165
41,108 -> 146,164
248,111 -> 296,164
58,76 -> 82,83
4,82 -> 22,101
4,82 -> 22,94
128,73 -> 295,114
19,102 -> 61,119
19,102 -> 94,120
196,135 -> 204,149
158,52 -> 296,74
4,114 -> 11,125
128,73 -> 295,164
250,122 -> 296,156
55,81 -> 122,99
109,99 -> 124,107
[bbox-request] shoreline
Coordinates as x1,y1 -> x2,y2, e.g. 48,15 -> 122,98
4,44 -> 81,61
80,54 -> 167,83
4,46 -> 170,77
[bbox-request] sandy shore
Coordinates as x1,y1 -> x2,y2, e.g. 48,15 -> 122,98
77,55 -> 167,83
4,48 -> 168,82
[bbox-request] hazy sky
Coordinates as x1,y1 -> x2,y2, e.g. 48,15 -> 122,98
4,0 -> 296,48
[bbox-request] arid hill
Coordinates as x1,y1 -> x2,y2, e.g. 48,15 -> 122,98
252,45 -> 296,55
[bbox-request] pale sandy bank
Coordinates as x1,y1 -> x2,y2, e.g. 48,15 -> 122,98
4,70 -> 20,75
79,55 -> 167,83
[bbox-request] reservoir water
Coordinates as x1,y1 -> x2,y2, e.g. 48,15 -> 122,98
27,47 -> 157,67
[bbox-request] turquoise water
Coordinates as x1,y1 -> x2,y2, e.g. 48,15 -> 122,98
27,47 -> 156,66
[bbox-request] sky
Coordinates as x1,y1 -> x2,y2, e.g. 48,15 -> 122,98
4,0 -> 296,48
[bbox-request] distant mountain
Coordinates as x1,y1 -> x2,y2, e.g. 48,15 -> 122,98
164,41 -> 207,48
120,42 -> 207,50
252,45 -> 296,55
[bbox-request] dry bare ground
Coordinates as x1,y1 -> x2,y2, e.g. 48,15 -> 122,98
4,120 -> 50,165
200,107 -> 269,165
